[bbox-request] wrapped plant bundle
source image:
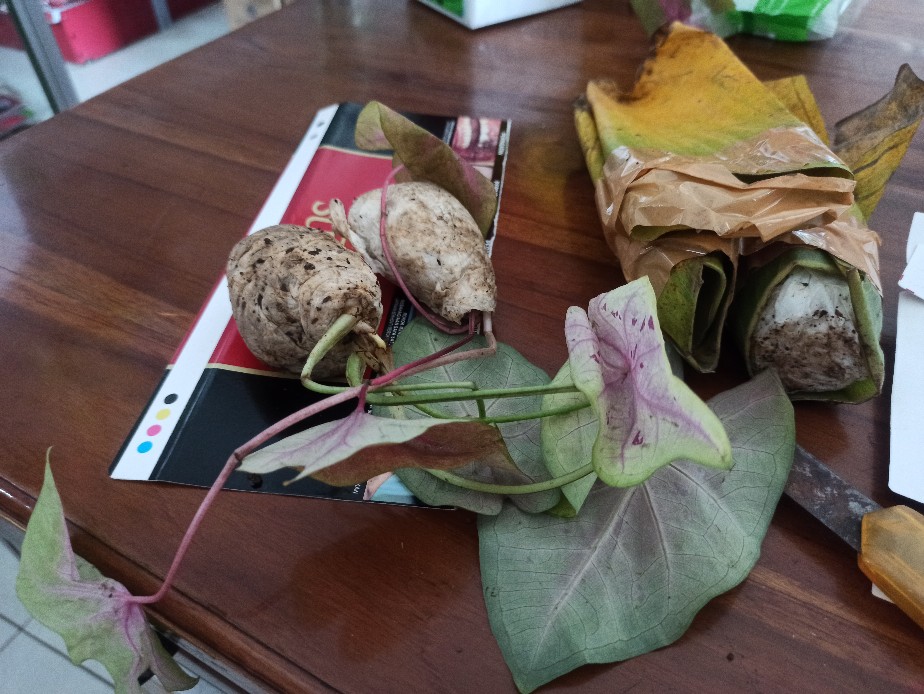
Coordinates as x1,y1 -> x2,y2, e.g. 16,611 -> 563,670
575,22 -> 924,401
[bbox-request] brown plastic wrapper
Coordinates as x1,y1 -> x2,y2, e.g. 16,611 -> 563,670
574,23 -> 923,400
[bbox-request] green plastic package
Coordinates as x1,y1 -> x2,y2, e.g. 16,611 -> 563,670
631,0 -> 856,41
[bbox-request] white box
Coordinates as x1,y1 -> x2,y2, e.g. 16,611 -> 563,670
418,0 -> 581,29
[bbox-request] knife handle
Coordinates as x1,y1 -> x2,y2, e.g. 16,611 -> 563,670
857,505 -> 924,630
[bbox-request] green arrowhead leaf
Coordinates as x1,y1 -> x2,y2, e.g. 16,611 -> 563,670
239,407 -> 514,487
16,462 -> 197,694
480,370 -> 795,693
355,101 -> 498,236
538,361 -> 597,517
381,318 -> 561,515
566,277 -> 732,487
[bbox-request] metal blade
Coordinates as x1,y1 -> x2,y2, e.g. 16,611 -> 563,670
785,445 -> 881,552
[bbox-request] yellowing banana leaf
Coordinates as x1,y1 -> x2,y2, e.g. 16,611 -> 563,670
831,64 -> 924,220
575,94 -> 737,371
573,23 -> 919,402
575,23 -> 858,373
766,66 -> 924,222
764,75 -> 830,145
585,24 -> 846,168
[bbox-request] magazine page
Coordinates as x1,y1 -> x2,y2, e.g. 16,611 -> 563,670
110,102 -> 510,506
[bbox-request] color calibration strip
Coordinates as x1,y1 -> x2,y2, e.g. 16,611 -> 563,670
135,393 -> 179,454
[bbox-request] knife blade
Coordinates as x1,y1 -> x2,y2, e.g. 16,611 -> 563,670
785,444 -> 924,630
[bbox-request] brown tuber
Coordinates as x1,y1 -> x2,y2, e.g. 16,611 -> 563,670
226,225 -> 384,379
330,181 -> 496,324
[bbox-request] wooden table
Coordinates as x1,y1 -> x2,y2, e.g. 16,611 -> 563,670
2,1 -> 922,691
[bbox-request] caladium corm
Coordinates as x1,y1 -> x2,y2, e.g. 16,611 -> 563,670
354,101 -> 498,236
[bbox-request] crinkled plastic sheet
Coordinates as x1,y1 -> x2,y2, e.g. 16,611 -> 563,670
585,71 -> 882,283
591,125 -> 882,292
631,0 -> 859,41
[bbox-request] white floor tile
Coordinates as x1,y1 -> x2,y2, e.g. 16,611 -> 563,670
66,3 -> 230,102
3,539 -> 232,691
0,46 -> 55,124
141,674 -> 226,693
0,630 -> 112,693
23,617 -> 114,684
0,614 -> 20,651
0,540 -> 32,627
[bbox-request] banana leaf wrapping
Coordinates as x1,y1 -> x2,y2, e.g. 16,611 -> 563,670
575,22 -> 924,402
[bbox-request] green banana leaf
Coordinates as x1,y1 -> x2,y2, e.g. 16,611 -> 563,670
656,252 -> 735,372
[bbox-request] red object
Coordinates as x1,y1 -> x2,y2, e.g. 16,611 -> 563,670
2,1 -> 216,64
0,10 -> 25,50
45,0 -> 158,64
167,0 -> 214,19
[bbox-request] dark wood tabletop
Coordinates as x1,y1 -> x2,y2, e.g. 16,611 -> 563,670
1,0 -> 923,691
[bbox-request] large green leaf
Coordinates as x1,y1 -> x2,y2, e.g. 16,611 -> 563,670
16,463 -> 197,694
381,318 -> 561,515
480,370 -> 795,693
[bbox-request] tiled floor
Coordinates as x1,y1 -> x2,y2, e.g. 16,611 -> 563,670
1,538 -> 232,692
1,2 -> 230,126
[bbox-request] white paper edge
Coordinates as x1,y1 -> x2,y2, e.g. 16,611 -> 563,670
888,211 -> 924,503
871,583 -> 894,603
111,105 -> 339,480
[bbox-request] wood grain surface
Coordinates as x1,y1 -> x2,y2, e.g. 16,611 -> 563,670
1,1 -> 922,691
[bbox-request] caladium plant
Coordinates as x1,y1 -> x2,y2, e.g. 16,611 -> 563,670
565,281 -> 732,487
481,370 -> 794,692
16,99 -> 796,693
16,275 -> 793,693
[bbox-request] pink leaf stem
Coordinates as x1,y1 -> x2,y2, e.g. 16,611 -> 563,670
128,385 -> 363,605
129,314 -> 497,605
369,313 -> 497,388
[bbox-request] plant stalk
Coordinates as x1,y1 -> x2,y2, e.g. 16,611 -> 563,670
426,463 -> 595,495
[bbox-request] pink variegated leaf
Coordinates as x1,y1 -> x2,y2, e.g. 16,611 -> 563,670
16,463 -> 197,694
239,407 -> 515,486
565,277 -> 732,487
